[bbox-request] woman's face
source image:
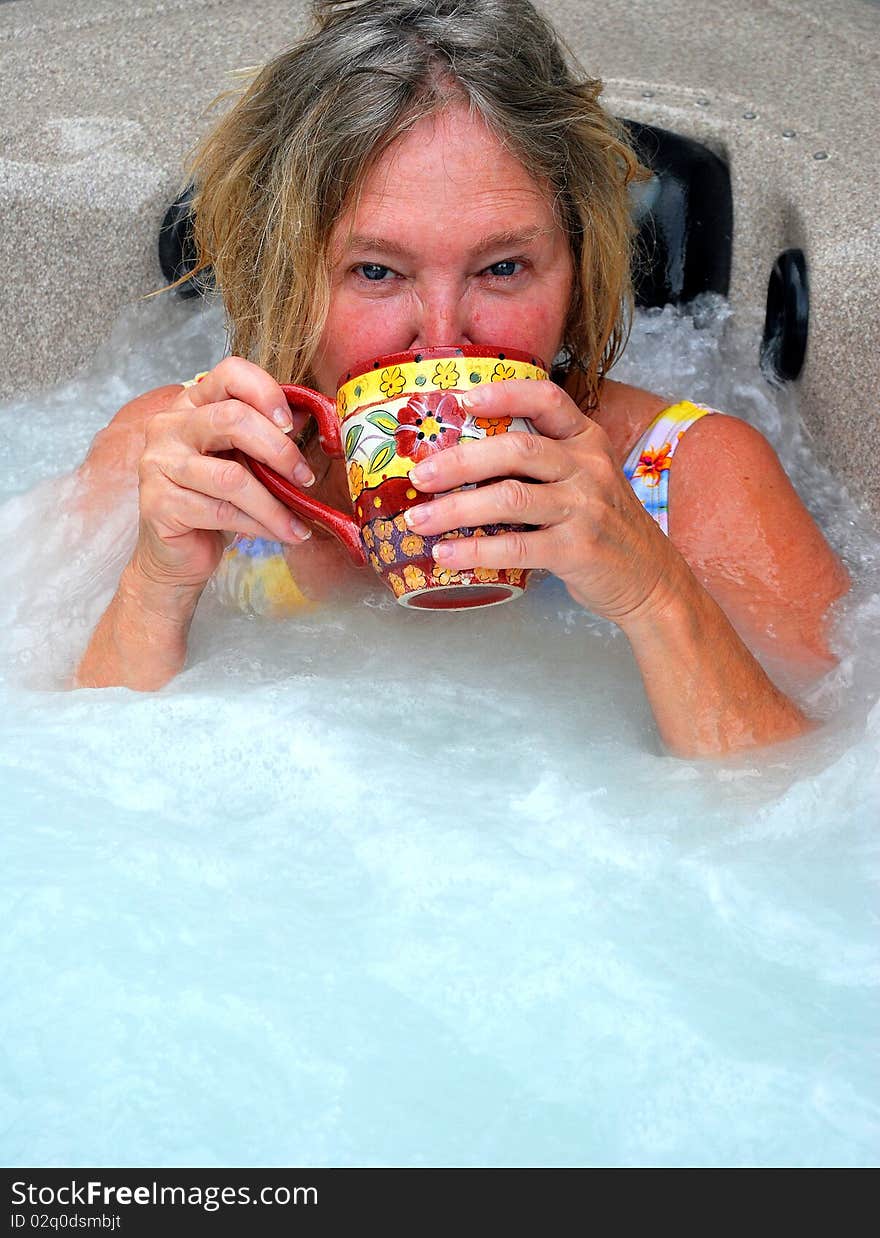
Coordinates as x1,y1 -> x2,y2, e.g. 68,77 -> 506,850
311,104 -> 575,394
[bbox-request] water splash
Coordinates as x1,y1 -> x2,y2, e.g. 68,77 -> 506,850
0,294 -> 877,1167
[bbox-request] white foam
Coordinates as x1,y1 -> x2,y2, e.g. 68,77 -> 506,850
0,294 -> 877,1167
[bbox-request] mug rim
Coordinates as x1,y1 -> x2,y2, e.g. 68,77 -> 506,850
335,344 -> 548,392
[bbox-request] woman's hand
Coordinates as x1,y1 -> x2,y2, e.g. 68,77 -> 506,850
76,357 -> 321,691
402,377 -> 826,755
133,356 -> 315,595
403,378 -> 676,626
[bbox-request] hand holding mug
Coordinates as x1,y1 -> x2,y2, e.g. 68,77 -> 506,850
134,357 -> 315,594
242,346 -> 549,610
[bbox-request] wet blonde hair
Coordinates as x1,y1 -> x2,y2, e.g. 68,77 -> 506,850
183,0 -> 647,408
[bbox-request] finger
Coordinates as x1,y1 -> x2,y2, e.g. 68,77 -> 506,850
461,378 -> 589,440
155,454 -> 313,544
183,355 -> 301,434
408,428 -> 572,492
404,477 -> 570,535
169,488 -> 311,545
153,400 -> 315,487
430,525 -> 557,571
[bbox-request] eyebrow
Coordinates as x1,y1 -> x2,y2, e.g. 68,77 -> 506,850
341,226 -> 550,260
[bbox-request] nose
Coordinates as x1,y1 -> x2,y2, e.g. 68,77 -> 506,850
409,283 -> 473,350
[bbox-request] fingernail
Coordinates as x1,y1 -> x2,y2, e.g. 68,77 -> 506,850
461,389 -> 487,408
409,460 -> 436,483
290,517 -> 312,541
293,462 -> 316,487
404,504 -> 429,528
432,541 -> 454,562
272,406 -> 294,431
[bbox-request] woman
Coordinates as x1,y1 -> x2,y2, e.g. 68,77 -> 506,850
74,0 -> 848,756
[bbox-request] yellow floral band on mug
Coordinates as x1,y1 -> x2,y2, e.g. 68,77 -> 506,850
241,345 -> 548,611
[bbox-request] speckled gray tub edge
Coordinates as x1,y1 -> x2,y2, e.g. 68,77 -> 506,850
1,0 -> 878,514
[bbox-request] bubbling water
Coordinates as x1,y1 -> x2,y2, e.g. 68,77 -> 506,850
0,295 -> 877,1168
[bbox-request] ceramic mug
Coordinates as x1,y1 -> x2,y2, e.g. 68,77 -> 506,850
242,346 -> 549,611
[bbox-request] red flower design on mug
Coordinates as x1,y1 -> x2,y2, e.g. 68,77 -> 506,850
394,391 -> 466,463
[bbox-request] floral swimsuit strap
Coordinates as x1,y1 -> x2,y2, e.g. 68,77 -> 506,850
621,400 -> 718,535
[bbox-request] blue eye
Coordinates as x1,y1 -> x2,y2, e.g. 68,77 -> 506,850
487,260 -> 520,278
359,263 -> 390,281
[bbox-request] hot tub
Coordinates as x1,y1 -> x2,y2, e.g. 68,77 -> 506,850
0,0 -> 878,1169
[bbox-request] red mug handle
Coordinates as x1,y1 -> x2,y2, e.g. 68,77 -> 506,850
238,383 -> 367,567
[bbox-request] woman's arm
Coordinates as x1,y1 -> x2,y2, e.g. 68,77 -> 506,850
73,558 -> 202,690
620,412 -> 849,754
616,543 -> 813,754
402,380 -> 848,758
668,412 -> 850,671
574,421 -> 844,753
73,358 -> 316,690
72,384 -> 199,688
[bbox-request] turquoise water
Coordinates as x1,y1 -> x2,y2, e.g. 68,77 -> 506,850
1,296 -> 878,1167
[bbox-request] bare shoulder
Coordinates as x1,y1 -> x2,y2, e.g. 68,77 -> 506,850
80,383 -> 184,480
106,383 -> 184,427
669,411 -> 816,536
669,412 -> 850,665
